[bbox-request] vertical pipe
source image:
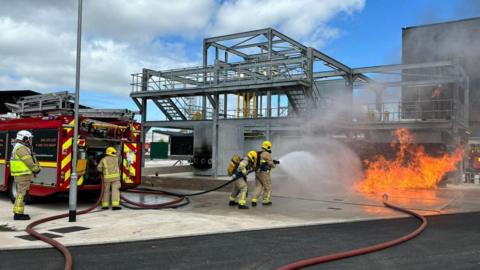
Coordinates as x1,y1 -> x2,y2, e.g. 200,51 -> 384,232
69,0 -> 82,222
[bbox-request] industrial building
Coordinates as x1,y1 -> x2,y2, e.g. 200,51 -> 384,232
131,20 -> 473,180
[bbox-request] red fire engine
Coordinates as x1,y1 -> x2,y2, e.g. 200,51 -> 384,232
0,92 -> 141,201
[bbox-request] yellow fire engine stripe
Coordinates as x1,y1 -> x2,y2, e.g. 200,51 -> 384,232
39,161 -> 57,168
77,175 -> 84,186
62,138 -> 72,150
65,169 -> 71,181
65,120 -> 75,133
129,166 -> 136,176
62,153 -> 71,169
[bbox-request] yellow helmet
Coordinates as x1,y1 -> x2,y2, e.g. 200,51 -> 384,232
247,150 -> 258,163
106,147 -> 117,156
262,140 -> 272,151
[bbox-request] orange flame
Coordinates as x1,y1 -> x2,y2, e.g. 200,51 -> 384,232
356,128 -> 463,194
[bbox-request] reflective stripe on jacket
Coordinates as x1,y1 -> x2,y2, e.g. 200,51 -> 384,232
97,155 -> 120,182
10,144 -> 33,176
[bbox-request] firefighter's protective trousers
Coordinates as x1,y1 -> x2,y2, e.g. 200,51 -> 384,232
229,177 -> 248,206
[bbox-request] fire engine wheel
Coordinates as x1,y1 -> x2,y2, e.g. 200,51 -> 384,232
7,179 -> 16,203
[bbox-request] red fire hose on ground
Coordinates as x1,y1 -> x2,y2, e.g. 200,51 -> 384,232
25,183 -> 105,270
24,183 -> 187,270
23,173 -> 246,269
277,194 -> 428,270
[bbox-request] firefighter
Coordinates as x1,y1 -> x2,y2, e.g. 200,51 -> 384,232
10,130 -> 41,220
228,151 -> 258,209
251,140 -> 280,207
97,146 -> 122,210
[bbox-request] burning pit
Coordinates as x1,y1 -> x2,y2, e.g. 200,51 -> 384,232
356,128 -> 463,196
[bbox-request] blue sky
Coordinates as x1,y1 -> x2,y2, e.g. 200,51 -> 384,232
0,0 -> 479,114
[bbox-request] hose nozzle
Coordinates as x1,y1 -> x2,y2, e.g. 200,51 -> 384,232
382,193 -> 389,202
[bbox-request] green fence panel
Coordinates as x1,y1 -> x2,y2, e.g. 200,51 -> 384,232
150,142 -> 169,159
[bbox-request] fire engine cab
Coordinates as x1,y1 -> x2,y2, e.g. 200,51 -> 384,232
0,92 -> 141,201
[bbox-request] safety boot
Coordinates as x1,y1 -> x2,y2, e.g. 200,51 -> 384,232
112,206 -> 122,211
251,201 -> 257,207
228,201 -> 238,206
238,204 -> 249,209
262,202 -> 272,206
101,206 -> 109,210
14,213 -> 31,220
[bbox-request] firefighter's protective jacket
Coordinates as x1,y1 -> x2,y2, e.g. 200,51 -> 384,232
10,143 -> 40,179
97,155 -> 120,182
258,150 -> 275,172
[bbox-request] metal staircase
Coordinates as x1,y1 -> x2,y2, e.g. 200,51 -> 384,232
286,87 -> 307,114
152,98 -> 187,121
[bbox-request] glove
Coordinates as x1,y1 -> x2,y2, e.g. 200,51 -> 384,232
233,171 -> 244,179
273,160 -> 280,165
33,166 -> 41,175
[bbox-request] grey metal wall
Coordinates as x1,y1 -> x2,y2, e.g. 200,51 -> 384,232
31,167 -> 57,187
402,18 -> 480,133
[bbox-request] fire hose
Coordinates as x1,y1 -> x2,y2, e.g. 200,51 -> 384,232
25,181 -> 105,270
24,184 -> 187,269
24,173 -> 247,269
277,194 -> 428,270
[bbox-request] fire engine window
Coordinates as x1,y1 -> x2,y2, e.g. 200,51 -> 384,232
7,131 -> 17,159
0,131 -> 6,159
32,129 -> 59,162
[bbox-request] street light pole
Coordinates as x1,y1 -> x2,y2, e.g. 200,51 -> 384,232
69,0 -> 83,222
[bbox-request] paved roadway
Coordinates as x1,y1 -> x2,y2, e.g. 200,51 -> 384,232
1,212 -> 479,270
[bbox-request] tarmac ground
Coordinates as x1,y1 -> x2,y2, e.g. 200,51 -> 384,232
1,170 -> 480,269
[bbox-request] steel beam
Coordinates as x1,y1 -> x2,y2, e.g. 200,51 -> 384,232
233,39 -> 286,50
312,49 -> 351,73
204,28 -> 269,43
271,29 -> 307,51
352,61 -> 453,74
130,80 -> 309,98
210,42 -> 249,59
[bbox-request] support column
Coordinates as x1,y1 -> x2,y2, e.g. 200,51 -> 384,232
306,47 -> 315,110
212,93 -> 219,177
141,98 -> 147,168
224,93 -> 228,118
267,91 -> 272,117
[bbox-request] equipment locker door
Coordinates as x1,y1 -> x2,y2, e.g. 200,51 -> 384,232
121,142 -> 138,185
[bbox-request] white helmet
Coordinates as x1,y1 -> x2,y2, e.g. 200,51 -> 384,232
16,130 -> 33,141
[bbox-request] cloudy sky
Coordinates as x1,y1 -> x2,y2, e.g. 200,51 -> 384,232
0,0 -> 479,111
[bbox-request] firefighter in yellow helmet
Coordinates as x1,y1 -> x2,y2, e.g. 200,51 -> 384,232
251,140 -> 279,207
97,146 -> 122,210
10,130 -> 41,220
228,150 -> 258,209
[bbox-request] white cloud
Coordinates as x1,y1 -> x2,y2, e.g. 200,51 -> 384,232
210,0 -> 365,47
0,0 -> 365,104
